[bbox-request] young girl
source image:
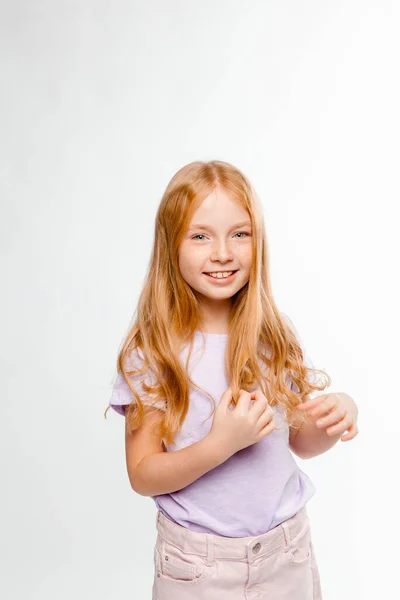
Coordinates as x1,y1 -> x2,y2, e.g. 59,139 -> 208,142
105,160 -> 359,600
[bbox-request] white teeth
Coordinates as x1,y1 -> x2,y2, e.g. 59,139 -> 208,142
206,271 -> 234,279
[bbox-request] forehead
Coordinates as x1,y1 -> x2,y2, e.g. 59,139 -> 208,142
188,220 -> 251,232
188,189 -> 250,230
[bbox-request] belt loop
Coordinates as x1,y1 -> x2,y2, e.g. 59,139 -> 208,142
281,521 -> 291,552
205,534 -> 214,566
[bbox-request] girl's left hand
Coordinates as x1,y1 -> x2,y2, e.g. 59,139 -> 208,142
296,393 -> 359,442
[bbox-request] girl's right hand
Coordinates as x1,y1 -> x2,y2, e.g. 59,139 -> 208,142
208,387 -> 276,456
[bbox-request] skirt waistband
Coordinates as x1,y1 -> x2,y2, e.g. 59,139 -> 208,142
155,506 -> 309,563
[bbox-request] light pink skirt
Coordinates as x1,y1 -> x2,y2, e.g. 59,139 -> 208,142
152,505 -> 323,599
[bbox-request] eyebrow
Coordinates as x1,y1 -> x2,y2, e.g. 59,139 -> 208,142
188,221 -> 252,232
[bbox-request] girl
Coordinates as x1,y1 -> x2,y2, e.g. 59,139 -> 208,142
105,160 -> 359,600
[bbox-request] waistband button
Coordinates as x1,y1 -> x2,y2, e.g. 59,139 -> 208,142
252,543 -> 261,553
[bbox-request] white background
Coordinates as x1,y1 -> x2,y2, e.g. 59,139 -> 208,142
1,1 -> 399,599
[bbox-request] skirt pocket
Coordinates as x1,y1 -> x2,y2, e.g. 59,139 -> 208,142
286,518 -> 312,566
155,536 -> 207,584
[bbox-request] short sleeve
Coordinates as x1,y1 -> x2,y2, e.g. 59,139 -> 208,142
109,347 -> 167,416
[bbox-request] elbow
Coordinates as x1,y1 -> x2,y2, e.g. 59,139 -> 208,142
289,442 -> 306,460
127,468 -> 150,497
297,452 -> 313,460
132,485 -> 151,497
129,479 -> 145,496
289,442 -> 314,460
291,445 -> 328,460
293,449 -> 312,460
128,470 -> 159,497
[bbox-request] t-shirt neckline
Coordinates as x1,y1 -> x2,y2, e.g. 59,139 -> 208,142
194,330 -> 228,343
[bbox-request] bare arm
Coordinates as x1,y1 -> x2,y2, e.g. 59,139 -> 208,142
289,393 -> 346,459
134,433 -> 229,496
127,386 -> 279,495
125,407 -> 231,496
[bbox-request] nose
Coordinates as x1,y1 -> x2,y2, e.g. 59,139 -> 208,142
210,239 -> 234,262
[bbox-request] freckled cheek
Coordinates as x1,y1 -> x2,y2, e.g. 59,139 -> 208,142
178,250 -> 205,277
238,247 -> 253,270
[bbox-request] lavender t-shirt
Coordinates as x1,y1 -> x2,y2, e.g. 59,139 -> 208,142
109,329 -> 326,537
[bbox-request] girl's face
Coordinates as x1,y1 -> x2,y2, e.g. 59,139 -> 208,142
178,189 -> 253,304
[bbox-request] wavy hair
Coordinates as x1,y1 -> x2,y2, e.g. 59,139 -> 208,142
104,160 -> 331,448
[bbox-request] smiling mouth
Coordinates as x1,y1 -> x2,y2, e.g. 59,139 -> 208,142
202,270 -> 239,279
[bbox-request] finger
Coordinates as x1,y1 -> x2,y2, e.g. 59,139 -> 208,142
236,388 -> 255,411
341,422 -> 359,441
250,389 -> 270,417
257,405 -> 274,430
219,387 -> 234,410
257,416 -> 276,439
326,415 -> 353,436
316,407 -> 347,428
308,396 -> 337,418
296,394 -> 330,410
296,397 -> 323,410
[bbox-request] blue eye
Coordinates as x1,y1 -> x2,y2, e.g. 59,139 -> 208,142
191,232 -> 251,241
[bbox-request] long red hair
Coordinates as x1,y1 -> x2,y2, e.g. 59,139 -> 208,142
104,160 -> 330,448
